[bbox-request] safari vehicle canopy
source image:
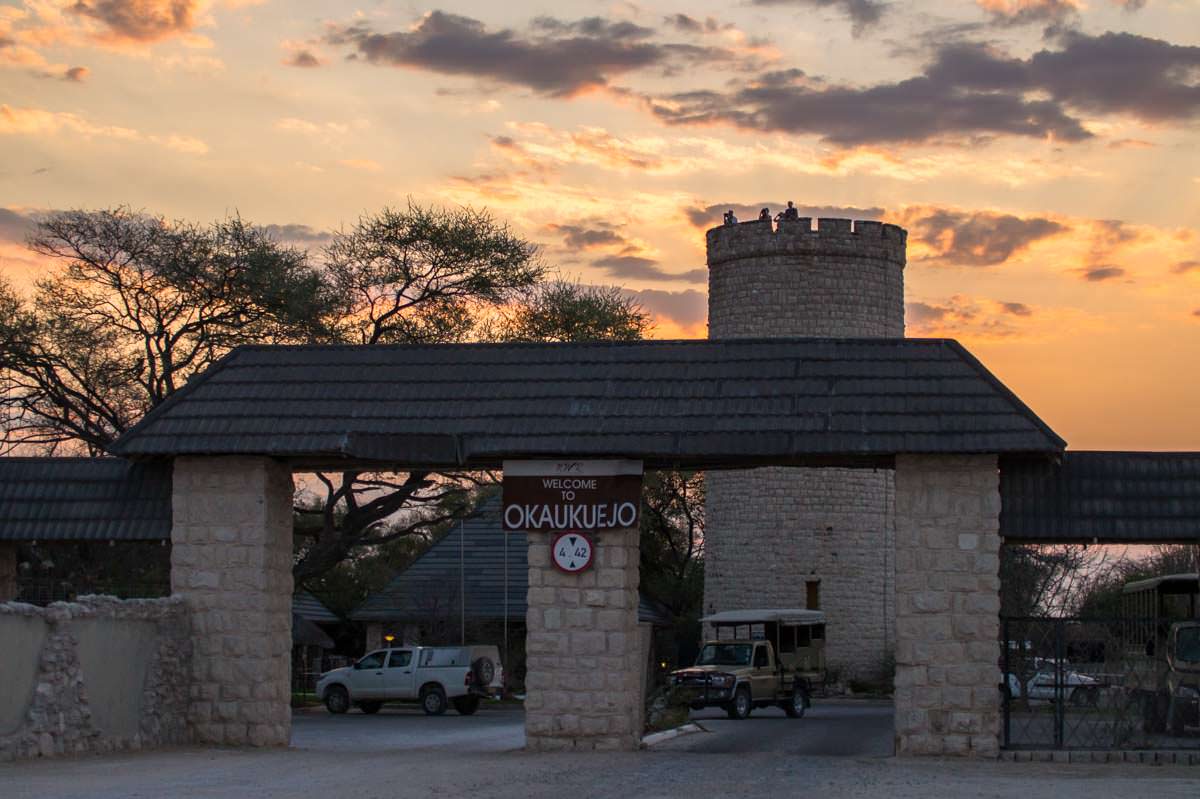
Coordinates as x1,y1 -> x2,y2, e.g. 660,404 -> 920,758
702,608 -> 826,677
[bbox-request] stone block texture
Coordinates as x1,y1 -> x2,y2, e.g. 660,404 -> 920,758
0,596 -> 190,762
893,455 -> 1001,757
705,217 -> 906,680
171,456 -> 294,747
705,467 -> 895,680
525,527 -> 642,751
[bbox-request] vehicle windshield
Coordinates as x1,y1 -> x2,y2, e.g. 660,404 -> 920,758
696,644 -> 752,666
1177,627 -> 1200,663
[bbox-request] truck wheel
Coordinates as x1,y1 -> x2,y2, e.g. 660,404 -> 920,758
453,695 -> 481,716
357,701 -> 382,715
472,657 -> 495,686
420,685 -> 448,716
324,685 -> 349,715
783,688 -> 807,719
726,686 -> 752,720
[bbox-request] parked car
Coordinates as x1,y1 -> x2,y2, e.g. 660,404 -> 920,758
317,645 -> 502,716
1005,669 -> 1100,706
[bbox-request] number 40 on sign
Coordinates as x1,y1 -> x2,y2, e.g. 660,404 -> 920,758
551,531 -> 594,574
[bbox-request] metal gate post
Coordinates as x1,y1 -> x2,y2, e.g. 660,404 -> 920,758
1002,617 -> 1011,749
1054,618 -> 1065,749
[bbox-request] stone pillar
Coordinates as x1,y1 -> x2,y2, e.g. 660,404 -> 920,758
894,455 -> 1001,757
525,527 -> 641,751
171,456 -> 294,747
0,542 -> 17,602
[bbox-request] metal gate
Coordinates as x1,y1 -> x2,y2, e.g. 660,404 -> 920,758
1001,617 -> 1199,751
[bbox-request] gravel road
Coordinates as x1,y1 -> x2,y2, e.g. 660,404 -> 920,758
3,703 -> 1197,799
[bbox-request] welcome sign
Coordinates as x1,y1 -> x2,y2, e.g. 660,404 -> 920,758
501,459 -> 643,532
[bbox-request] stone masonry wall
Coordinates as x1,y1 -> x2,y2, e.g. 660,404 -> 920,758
705,216 -> 906,681
894,455 -> 1001,757
0,595 -> 190,762
525,527 -> 642,751
707,217 -> 906,338
171,456 -> 293,747
705,467 -> 895,681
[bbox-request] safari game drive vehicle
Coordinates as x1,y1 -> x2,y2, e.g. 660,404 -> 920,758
670,608 -> 826,720
317,645 -> 503,716
1122,574 -> 1200,735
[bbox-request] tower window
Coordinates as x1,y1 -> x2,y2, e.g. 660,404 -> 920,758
806,580 -> 821,610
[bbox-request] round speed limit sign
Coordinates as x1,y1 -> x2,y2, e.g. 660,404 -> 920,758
551,531 -> 595,574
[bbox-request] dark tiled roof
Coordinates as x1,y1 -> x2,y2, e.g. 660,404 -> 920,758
110,338 -> 1064,467
293,590 -> 340,623
292,613 -> 335,649
0,457 -> 171,541
352,497 -> 671,626
1001,452 -> 1200,543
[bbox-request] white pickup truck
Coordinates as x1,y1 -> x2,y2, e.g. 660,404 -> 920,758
317,645 -> 503,716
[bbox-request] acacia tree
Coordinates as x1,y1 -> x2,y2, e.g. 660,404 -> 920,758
639,472 -> 705,662
0,209 -> 327,455
0,203 -> 653,586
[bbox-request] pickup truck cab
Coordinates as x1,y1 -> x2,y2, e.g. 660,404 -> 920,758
317,645 -> 502,716
670,608 -> 826,720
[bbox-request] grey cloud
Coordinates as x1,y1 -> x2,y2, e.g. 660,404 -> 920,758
64,66 -> 88,82
287,50 -> 322,68
1172,260 -> 1200,274
593,255 -> 707,284
0,208 -> 37,244
260,223 -> 333,244
649,67 -> 1090,145
551,224 -> 627,250
909,210 -> 1067,267
685,202 -> 885,228
625,288 -> 708,326
752,0 -> 887,36
0,37 -> 16,49
69,0 -> 197,43
325,11 -> 733,96
1193,309 -> 1200,318
650,31 -> 1200,145
530,17 -> 655,40
1030,32 -> 1200,121
1001,302 -> 1033,316
1078,265 -> 1126,282
981,0 -> 1078,28
906,301 -> 954,325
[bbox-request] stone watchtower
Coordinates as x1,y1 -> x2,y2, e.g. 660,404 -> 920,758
705,214 -> 907,682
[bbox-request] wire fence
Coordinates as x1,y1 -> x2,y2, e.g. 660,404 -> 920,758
15,578 -> 169,606
1002,616 -> 1200,750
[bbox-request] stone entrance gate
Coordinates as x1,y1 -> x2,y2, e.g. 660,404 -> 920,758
108,337 -> 1068,754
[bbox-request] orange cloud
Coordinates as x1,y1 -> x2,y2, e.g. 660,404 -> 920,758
0,104 -> 207,154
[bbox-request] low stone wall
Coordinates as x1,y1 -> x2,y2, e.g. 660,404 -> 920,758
0,595 -> 191,761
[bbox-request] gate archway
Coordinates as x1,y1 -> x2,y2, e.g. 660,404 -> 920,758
110,337 -> 1066,754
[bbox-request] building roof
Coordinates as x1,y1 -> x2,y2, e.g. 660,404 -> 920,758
701,608 -> 827,625
1000,452 -> 1200,543
0,457 -> 171,541
292,613 -> 335,649
110,338 -> 1065,468
293,590 -> 340,623
352,497 -> 672,626
1122,573 -> 1199,595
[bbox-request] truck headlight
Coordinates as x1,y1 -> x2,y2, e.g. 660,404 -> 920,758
710,673 -> 734,687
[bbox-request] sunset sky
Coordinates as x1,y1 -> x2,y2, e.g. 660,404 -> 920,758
1,0 -> 1198,451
